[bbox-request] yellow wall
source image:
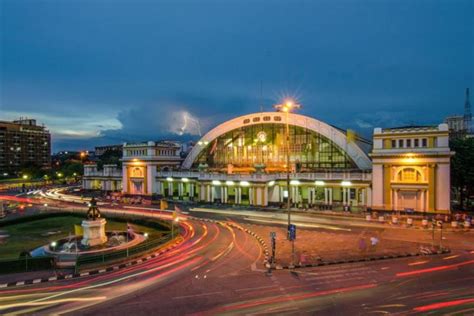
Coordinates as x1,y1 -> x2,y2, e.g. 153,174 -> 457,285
428,165 -> 436,211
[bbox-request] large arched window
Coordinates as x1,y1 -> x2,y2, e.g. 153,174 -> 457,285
192,123 -> 357,171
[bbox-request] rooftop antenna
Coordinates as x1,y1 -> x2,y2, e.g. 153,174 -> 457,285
464,88 -> 472,133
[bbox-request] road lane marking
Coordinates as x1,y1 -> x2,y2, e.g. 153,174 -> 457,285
408,260 -> 429,266
173,291 -> 224,299
443,255 -> 460,260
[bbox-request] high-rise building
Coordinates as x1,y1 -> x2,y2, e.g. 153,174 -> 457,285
0,118 -> 51,175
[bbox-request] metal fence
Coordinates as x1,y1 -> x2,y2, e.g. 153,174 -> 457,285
75,234 -> 172,271
0,256 -> 54,274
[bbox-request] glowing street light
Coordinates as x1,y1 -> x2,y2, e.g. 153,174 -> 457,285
274,98 -> 301,268
22,174 -> 29,180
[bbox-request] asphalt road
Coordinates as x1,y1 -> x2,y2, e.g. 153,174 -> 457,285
1,189 -> 474,315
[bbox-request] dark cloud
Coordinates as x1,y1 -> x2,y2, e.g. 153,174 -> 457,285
1,0 -> 472,151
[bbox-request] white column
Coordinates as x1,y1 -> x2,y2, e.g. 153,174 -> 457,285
146,165 -> 157,195
262,186 -> 268,206
361,188 -> 365,206
280,186 -> 285,203
436,164 -> 450,211
342,188 -> 346,205
291,186 -> 297,203
324,188 -> 328,204
178,183 -> 184,198
207,185 -> 212,202
156,181 -> 162,195
249,187 -> 254,205
168,182 -> 173,196
255,187 -> 262,206
372,164 -> 384,208
210,185 -> 217,203
220,186 -> 225,203
236,187 -> 241,204
200,184 -> 205,201
190,183 -> 194,198
329,188 -> 333,205
122,166 -> 128,194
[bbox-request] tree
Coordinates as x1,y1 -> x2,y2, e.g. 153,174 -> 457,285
97,149 -> 122,169
450,137 -> 474,210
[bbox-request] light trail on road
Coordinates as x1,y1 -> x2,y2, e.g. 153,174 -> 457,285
2,187 -> 474,315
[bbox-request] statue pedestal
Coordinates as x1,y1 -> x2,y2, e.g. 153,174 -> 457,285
81,219 -> 107,247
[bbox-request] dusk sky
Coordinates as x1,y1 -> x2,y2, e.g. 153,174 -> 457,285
1,0 -> 473,152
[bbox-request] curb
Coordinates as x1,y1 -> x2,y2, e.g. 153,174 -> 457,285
0,237 -> 184,289
274,248 -> 451,270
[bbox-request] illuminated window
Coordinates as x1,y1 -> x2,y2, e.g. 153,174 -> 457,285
252,117 -> 260,122
263,116 -> 271,121
193,123 -> 357,171
243,119 -> 250,124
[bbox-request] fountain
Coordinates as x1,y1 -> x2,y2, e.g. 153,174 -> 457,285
31,199 -> 148,267
81,197 -> 107,247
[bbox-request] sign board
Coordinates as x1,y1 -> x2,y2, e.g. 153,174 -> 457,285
288,224 -> 296,241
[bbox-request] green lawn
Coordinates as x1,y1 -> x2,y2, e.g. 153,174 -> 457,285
0,216 -> 164,259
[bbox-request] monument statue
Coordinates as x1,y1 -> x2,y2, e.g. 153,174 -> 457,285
81,197 -> 107,247
86,197 -> 101,220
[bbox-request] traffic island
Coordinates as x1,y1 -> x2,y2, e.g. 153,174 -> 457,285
243,223 -> 448,269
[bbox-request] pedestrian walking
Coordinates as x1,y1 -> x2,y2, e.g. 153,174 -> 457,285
370,236 -> 379,251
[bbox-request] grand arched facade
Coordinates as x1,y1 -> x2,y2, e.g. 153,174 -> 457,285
156,112 -> 374,209
183,112 -> 371,170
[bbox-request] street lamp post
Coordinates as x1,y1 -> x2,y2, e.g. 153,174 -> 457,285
274,99 -> 301,267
